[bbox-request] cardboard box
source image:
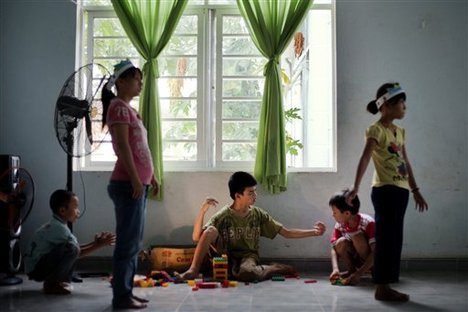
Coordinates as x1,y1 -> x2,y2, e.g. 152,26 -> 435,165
149,245 -> 196,272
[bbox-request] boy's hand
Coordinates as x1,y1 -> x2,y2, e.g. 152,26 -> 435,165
313,221 -> 326,236
201,197 -> 219,213
94,231 -> 116,247
329,270 -> 340,282
343,272 -> 361,285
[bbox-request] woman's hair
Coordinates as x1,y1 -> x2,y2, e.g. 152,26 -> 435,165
50,189 -> 75,214
228,171 -> 257,200
329,189 -> 360,215
101,66 -> 142,128
367,82 -> 406,115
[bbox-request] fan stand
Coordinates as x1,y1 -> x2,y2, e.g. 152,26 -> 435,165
0,160 -> 25,286
0,231 -> 23,286
0,273 -> 22,286
66,134 -> 73,231
0,224 -> 23,286
65,134 -> 83,283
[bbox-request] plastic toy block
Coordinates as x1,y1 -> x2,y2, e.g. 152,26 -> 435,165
187,280 -> 196,287
192,286 -> 199,291
212,254 -> 228,262
330,276 -> 347,286
212,254 -> 229,281
271,275 -> 285,281
196,282 -> 219,289
229,281 -> 238,287
285,273 -> 300,279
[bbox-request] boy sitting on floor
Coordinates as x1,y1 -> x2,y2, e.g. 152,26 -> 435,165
329,189 -> 375,285
24,189 -> 115,295
176,171 -> 326,282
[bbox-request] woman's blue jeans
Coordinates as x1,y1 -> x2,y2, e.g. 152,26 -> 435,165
108,180 -> 148,303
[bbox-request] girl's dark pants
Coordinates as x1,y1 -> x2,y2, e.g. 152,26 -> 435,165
371,185 -> 409,284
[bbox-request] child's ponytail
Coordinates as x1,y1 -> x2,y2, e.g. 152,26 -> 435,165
101,81 -> 116,129
366,100 -> 379,115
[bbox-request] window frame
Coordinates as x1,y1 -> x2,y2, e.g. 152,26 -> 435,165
76,1 -> 336,173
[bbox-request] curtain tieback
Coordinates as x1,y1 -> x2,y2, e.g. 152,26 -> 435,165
263,56 -> 280,76
143,58 -> 160,78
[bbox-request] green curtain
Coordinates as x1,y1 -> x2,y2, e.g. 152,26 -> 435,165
111,0 -> 188,200
237,0 -> 312,194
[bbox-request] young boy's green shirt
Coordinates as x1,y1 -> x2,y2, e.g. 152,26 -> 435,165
204,205 -> 282,261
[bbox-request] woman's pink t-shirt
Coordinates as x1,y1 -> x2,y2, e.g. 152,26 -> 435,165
106,98 -> 154,185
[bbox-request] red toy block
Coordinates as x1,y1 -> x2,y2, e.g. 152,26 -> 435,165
196,282 -> 219,289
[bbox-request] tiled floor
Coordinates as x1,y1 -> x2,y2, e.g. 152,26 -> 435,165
1,270 -> 467,312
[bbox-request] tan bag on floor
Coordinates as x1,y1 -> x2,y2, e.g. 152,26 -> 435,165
148,245 -> 196,272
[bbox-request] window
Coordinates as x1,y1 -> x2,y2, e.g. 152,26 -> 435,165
78,0 -> 335,172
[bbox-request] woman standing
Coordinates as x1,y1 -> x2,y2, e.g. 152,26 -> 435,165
102,60 -> 159,310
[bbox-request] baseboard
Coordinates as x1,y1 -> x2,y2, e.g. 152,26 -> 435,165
261,257 -> 468,272
75,256 -> 468,273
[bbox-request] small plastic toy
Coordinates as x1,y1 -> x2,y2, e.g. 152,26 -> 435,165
212,254 -> 229,281
330,274 -> 347,286
285,273 -> 300,279
271,275 -> 285,281
221,280 -> 238,288
135,277 -> 155,287
196,281 -> 219,289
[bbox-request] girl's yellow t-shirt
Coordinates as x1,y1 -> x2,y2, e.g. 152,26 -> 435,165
366,121 -> 410,190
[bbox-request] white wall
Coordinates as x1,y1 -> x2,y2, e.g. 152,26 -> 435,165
1,0 -> 467,260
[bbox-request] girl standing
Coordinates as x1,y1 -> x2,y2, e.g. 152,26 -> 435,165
102,60 -> 159,310
346,82 -> 428,302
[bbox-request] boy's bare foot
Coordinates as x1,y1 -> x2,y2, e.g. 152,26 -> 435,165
265,263 -> 296,278
43,281 -> 71,295
173,269 -> 200,282
375,285 -> 409,302
113,297 -> 147,310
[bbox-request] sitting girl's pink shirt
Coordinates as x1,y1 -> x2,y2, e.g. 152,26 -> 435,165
106,98 -> 154,185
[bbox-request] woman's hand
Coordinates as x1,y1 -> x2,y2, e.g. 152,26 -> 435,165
131,179 -> 144,199
151,175 -> 160,196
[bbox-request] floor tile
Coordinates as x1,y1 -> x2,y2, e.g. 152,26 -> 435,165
1,270 -> 467,312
